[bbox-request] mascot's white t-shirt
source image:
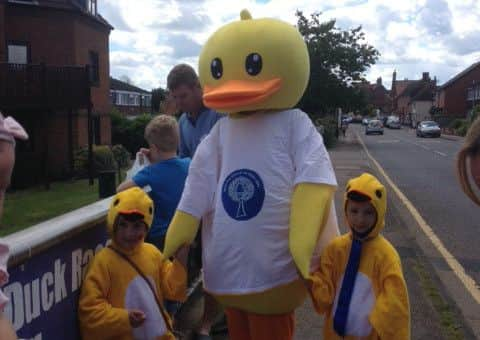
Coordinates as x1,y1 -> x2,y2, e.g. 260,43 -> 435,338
178,109 -> 338,294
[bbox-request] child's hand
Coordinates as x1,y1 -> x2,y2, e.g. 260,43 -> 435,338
174,244 -> 190,269
128,309 -> 146,328
138,148 -> 151,164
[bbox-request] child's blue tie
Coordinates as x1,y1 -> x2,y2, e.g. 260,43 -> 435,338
333,238 -> 362,337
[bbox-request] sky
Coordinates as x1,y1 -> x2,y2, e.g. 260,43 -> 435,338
99,0 -> 480,91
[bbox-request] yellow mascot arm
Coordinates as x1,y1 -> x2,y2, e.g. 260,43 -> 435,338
289,183 -> 335,279
163,210 -> 200,259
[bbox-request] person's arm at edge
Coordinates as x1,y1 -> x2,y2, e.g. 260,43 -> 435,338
0,312 -> 16,340
117,179 -> 137,193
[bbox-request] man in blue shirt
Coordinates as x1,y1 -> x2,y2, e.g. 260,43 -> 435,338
178,107 -> 223,158
167,64 -> 224,340
168,64 -> 223,158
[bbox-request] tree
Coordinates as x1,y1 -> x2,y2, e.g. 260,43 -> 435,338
119,75 -> 133,84
295,11 -> 380,117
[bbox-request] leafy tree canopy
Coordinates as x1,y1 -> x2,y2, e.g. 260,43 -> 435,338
296,11 -> 380,116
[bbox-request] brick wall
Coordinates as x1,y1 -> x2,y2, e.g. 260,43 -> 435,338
5,4 -> 113,184
100,115 -> 111,145
5,5 -> 111,115
46,113 -> 70,176
0,3 -> 5,62
73,16 -> 111,114
443,65 -> 480,117
5,6 -> 76,64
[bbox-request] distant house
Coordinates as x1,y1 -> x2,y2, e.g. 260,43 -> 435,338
357,77 -> 392,114
391,71 -> 436,126
110,77 -> 152,118
0,0 -> 113,187
435,61 -> 480,119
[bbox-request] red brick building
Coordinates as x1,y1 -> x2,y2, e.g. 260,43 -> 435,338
110,77 -> 152,118
0,0 -> 113,187
391,71 -> 436,126
435,61 -> 480,118
357,77 -> 392,114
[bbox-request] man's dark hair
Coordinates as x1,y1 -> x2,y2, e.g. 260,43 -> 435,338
167,64 -> 200,91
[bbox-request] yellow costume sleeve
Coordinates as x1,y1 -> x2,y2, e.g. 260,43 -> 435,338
160,258 -> 187,302
369,260 -> 410,339
309,244 -> 337,314
289,183 -> 335,278
78,257 -> 131,338
163,211 -> 200,259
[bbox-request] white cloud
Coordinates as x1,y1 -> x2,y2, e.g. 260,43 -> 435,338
100,0 -> 480,91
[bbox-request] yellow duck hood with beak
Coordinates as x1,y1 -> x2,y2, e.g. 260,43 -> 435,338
106,187 -> 154,236
344,173 -> 386,239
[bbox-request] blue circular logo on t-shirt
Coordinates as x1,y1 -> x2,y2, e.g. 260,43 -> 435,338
222,169 -> 265,221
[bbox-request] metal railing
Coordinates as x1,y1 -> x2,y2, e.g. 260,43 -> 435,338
0,63 -> 91,111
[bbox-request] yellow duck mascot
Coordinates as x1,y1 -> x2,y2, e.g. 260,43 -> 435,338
164,10 -> 339,340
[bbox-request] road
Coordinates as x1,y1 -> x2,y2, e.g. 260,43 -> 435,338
352,123 -> 479,287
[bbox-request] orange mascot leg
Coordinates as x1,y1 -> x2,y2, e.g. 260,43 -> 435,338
225,308 -> 295,340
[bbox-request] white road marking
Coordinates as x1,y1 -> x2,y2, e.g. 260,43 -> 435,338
434,150 -> 447,157
377,140 -> 400,144
356,132 -> 480,304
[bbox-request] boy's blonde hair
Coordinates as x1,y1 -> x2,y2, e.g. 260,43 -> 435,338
144,115 -> 179,152
457,116 -> 480,205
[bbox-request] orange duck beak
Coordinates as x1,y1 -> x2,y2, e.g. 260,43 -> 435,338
203,78 -> 282,110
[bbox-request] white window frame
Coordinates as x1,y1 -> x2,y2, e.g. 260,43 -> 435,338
88,0 -> 97,15
112,90 -> 142,107
7,44 -> 28,64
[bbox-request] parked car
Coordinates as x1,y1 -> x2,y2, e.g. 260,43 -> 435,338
365,119 -> 384,135
386,116 -> 401,129
362,117 -> 370,125
416,121 -> 441,137
352,114 -> 363,123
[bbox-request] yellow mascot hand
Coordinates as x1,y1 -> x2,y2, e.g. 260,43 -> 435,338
163,210 -> 200,259
289,183 -> 335,279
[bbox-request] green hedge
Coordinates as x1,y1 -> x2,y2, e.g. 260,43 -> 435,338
112,144 -> 131,168
74,145 -> 118,177
449,119 -> 471,137
315,117 -> 338,148
111,111 -> 152,156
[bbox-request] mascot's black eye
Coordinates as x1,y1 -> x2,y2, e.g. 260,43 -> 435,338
376,190 -> 382,199
211,58 -> 223,79
113,199 -> 120,206
245,53 -> 262,76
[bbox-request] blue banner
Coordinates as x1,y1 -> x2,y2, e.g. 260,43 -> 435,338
3,223 -> 108,340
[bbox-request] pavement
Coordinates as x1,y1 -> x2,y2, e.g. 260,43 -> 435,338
175,130 -> 476,339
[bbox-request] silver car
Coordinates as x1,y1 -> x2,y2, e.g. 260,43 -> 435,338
365,119 -> 384,135
416,121 -> 441,138
386,116 -> 401,129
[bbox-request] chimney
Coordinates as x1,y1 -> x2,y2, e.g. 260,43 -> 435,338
422,72 -> 430,81
376,77 -> 382,86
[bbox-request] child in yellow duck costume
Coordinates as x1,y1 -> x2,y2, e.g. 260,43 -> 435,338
308,173 -> 410,339
163,10 -> 339,340
79,188 -> 188,340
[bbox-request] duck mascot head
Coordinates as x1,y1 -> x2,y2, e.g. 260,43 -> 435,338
163,10 -> 339,330
199,9 -> 309,114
